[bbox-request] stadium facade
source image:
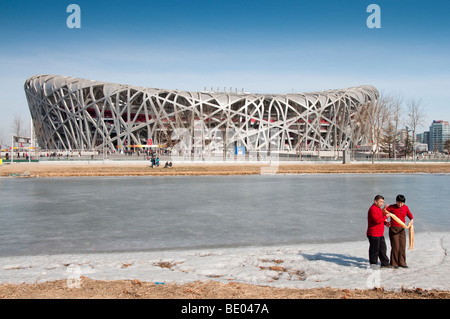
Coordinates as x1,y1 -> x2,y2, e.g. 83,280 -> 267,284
24,74 -> 379,159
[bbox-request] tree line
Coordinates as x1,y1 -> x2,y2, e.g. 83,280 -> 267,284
366,92 -> 432,163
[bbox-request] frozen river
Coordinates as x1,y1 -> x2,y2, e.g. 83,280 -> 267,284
1,174 -> 449,257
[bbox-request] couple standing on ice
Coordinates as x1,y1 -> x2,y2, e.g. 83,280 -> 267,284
367,194 -> 414,269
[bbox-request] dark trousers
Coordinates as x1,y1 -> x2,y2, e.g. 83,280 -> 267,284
389,227 -> 407,267
367,235 -> 390,266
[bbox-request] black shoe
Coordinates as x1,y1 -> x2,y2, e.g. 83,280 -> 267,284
399,265 -> 409,268
380,264 -> 393,269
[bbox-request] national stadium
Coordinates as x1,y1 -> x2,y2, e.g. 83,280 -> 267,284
24,74 -> 378,159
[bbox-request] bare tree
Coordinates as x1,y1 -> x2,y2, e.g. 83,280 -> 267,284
0,126 -> 6,149
391,94 -> 403,159
379,92 -> 402,158
444,139 -> 450,157
368,93 -> 391,164
382,114 -> 396,158
12,115 -> 28,138
406,98 -> 427,162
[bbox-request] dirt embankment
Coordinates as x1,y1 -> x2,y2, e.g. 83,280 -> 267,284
1,162 -> 450,178
1,278 -> 449,299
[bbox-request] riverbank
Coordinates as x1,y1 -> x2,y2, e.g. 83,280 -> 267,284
1,161 -> 450,177
1,232 -> 449,299
1,278 -> 449,299
2,162 -> 449,300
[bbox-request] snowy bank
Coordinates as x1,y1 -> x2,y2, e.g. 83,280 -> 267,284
1,231 -> 449,292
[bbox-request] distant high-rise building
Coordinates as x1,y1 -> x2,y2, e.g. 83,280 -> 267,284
423,131 -> 430,148
429,120 -> 450,152
415,133 -> 428,153
416,133 -> 424,143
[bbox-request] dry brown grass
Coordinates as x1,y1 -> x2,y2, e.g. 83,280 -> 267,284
1,278 -> 449,299
1,162 -> 450,178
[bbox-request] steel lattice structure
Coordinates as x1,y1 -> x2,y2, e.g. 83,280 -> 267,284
24,74 -> 378,156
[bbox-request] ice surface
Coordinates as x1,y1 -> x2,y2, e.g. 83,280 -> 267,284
1,231 -> 449,291
1,174 -> 449,257
1,174 -> 449,291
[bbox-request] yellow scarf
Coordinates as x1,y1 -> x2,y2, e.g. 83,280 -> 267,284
388,212 -> 414,250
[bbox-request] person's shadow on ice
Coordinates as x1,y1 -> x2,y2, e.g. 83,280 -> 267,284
300,252 -> 367,269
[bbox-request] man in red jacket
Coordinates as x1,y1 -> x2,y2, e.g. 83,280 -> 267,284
367,195 -> 391,268
385,194 -> 414,268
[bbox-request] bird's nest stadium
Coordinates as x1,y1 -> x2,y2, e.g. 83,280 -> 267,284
25,74 -> 378,160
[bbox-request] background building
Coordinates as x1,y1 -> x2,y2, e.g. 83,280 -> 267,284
427,120 -> 450,153
416,132 -> 429,153
25,74 -> 379,159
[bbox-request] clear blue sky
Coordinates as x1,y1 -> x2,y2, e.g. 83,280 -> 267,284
1,0 -> 449,142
